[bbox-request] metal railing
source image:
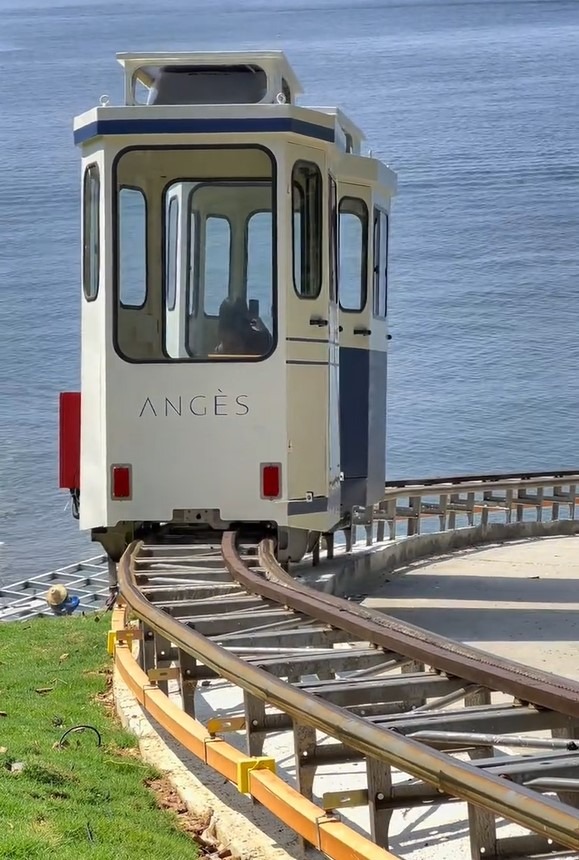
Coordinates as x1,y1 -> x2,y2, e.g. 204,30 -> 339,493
325,472 -> 579,556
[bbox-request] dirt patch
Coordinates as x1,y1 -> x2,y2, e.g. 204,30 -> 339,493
145,775 -> 238,859
91,669 -> 116,716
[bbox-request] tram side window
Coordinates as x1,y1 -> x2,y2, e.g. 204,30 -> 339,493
373,207 -> 388,319
204,216 -> 231,316
165,197 -> 179,311
339,197 -> 368,312
82,164 -> 100,301
119,188 -> 147,308
292,161 -> 322,298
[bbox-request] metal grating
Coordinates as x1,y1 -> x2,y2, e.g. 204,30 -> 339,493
0,556 -> 109,622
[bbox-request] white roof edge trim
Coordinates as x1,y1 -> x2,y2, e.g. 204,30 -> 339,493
115,50 -> 303,94
309,106 -> 366,141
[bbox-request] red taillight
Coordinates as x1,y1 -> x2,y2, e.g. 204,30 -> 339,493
261,463 -> 281,499
111,465 -> 131,500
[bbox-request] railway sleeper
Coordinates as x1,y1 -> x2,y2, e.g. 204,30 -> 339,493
209,626 -> 359,648
175,608 -> 304,634
152,646 -> 393,681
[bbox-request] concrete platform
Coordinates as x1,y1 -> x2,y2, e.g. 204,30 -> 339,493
366,534 -> 579,680
363,534 -> 579,859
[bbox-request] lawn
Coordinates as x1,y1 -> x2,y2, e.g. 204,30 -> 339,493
0,613 -> 198,860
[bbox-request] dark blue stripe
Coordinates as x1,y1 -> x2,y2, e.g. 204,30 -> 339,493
339,346 -> 370,486
339,346 -> 387,511
74,117 -> 335,145
289,497 -> 328,515
367,347 -> 388,504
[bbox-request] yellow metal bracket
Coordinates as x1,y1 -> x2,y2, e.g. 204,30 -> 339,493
147,667 -> 180,683
236,756 -> 276,793
107,627 -> 141,655
322,788 -> 368,811
207,716 -> 246,736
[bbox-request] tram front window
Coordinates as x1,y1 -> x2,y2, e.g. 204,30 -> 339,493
113,146 -> 276,362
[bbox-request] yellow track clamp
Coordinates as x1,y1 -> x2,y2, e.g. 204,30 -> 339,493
236,756 -> 276,793
107,627 -> 140,655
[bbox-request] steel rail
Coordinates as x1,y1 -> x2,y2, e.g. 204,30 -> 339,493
117,537 -> 579,851
249,538 -> 579,718
384,468 -> 579,489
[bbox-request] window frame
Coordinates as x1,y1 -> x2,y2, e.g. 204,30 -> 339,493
381,209 -> 389,318
291,160 -> 323,300
165,195 -> 179,312
112,143 -> 278,364
182,179 -> 274,336
372,206 -> 389,320
338,196 -> 369,314
82,163 -> 100,302
186,207 -> 200,319
117,184 -> 149,310
184,182 -> 272,324
328,174 -> 338,304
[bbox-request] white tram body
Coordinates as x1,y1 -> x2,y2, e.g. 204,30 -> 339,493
59,51 -> 397,562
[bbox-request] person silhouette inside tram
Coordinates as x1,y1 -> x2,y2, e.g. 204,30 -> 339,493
215,297 -> 272,356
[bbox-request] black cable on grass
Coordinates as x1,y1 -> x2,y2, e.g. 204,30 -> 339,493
58,725 -> 102,747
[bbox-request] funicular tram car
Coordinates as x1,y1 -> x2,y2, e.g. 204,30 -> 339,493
59,51 -> 397,564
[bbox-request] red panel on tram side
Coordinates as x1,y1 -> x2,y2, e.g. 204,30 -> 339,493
59,392 -> 81,489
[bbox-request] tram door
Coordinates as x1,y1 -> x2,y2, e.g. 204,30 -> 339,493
338,183 -> 388,511
286,144 -> 340,525
327,172 -> 341,519
368,201 -> 389,505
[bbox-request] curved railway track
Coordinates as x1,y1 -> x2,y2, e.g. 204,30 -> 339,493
111,522 -> 579,860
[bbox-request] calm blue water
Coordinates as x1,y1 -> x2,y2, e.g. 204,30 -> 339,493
1,0 -> 578,583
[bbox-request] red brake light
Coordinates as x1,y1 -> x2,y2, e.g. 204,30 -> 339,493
111,465 -> 131,500
261,463 -> 281,499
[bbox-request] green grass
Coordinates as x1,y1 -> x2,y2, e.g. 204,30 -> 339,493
0,614 -> 198,860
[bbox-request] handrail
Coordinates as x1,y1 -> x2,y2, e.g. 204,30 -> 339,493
116,536 -> 579,852
381,473 -> 579,501
327,471 -> 579,548
384,469 -> 579,489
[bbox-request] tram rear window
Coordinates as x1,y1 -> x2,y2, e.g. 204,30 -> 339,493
113,146 -> 276,363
